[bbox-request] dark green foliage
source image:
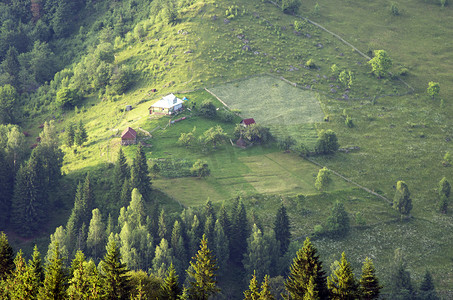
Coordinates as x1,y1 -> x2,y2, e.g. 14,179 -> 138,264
393,181 -> 413,217
0,84 -> 17,124
2,47 -> 20,89
284,237 -> 328,300
190,160 -> 210,177
260,275 -> 275,300
324,201 -> 350,237
234,123 -> 273,145
388,249 -> 413,300
0,232 -> 14,280
187,234 -> 220,300
6,250 -> 39,299
120,179 -> 132,208
100,238 -> 131,299
38,243 -> 67,300
29,245 -> 44,284
279,0 -> 301,14
213,220 -> 229,276
56,87 -> 79,109
419,270 -> 438,300
315,129 -> 339,155
359,257 -> 381,300
244,271 -> 260,300
278,136 -> 296,151
114,149 -> 130,200
160,263 -> 181,300
0,150 -> 13,227
110,65 -> 133,94
198,100 -> 217,119
327,252 -> 359,300
274,204 -> 291,256
391,2 -> 400,16
158,209 -> 168,242
74,120 -> 88,146
86,208 -> 106,259
131,144 -> 152,201
64,123 -> 75,147
12,154 -> 46,236
35,121 -> 63,185
438,195 -> 448,214
230,199 -> 250,264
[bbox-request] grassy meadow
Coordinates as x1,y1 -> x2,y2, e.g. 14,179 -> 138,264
14,0 -> 453,292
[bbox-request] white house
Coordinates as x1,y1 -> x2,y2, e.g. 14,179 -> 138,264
149,94 -> 184,115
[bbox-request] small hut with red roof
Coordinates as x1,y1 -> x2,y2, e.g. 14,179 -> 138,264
240,118 -> 256,127
121,127 -> 137,145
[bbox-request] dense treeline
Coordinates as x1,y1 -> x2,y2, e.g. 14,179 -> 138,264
0,229 -> 440,299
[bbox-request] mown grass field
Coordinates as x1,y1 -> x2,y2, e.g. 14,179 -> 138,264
17,0 -> 453,292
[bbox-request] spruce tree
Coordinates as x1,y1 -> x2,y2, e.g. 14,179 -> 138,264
327,252 -> 358,300
67,250 -> 90,298
114,149 -> 130,201
260,275 -> 275,300
65,123 -> 75,147
230,199 -> 249,264
7,250 -> 37,300
388,249 -> 413,300
213,220 -> 229,276
0,232 -> 14,280
359,257 -> 381,300
419,270 -> 438,300
203,199 -> 216,224
187,234 -> 220,300
120,178 -> 132,208
100,238 -> 131,299
217,202 -> 231,240
393,181 -> 413,218
127,188 -> 146,228
0,150 -> 13,228
274,203 -> 291,256
152,239 -> 173,279
284,237 -> 328,300
324,201 -> 350,237
160,263 -> 181,300
28,245 -> 44,285
86,208 -> 106,259
203,216 -> 215,246
158,209 -> 168,242
438,177 -> 451,198
74,120 -> 88,146
244,271 -> 260,300
243,224 -> 273,282
38,243 -> 67,300
130,144 -> 152,201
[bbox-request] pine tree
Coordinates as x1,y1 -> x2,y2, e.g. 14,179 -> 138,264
105,213 -> 115,237
274,203 -> 291,256
67,250 -> 90,299
303,276 -> 319,300
65,123 -> 75,147
203,216 -> 215,246
359,257 -> 381,300
393,181 -> 413,218
187,234 -> 220,300
120,178 -> 132,208
74,120 -> 88,146
3,47 -> 20,89
438,177 -> 451,198
100,238 -> 131,299
127,188 -> 146,228
7,250 -> 38,300
419,270 -> 438,300
130,144 -> 152,201
113,149 -> 129,201
388,248 -> 413,299
203,199 -> 216,224
0,150 -> 13,228
158,209 -> 168,242
38,243 -> 67,300
152,239 -> 174,279
284,237 -> 328,300
243,224 -> 273,283
260,275 -> 275,300
244,271 -> 260,300
0,232 -> 14,280
230,199 -> 249,264
327,252 -> 358,300
160,263 -> 181,300
217,202 -> 231,239
213,220 -> 229,275
86,208 -> 105,260
28,245 -> 44,285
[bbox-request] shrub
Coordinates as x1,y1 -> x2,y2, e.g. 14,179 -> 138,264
315,129 -> 339,154
56,87 -> 79,109
278,136 -> 296,151
218,110 -> 235,123
280,0 -> 301,14
315,167 -> 331,191
324,201 -> 350,237
190,160 -> 210,177
225,5 -> 239,19
198,100 -> 217,119
443,152 -> 452,166
390,2 -> 400,15
427,81 -> 440,99
306,59 -> 316,69
345,116 -> 354,128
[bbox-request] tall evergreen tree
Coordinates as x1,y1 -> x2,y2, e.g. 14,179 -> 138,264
187,234 -> 220,300
359,257 -> 381,300
324,201 -> 350,237
243,224 -> 273,282
213,220 -> 229,276
6,250 -> 38,300
284,237 -> 328,300
217,202 -> 231,240
160,263 -> 181,300
0,150 -> 13,227
114,149 -> 129,201
38,243 -> 67,300
67,250 -> 90,299
0,232 -> 14,280
100,238 -> 131,299
86,208 -> 106,260
393,181 -> 413,218
438,177 -> 450,214
64,123 -> 75,147
130,144 -> 152,201
303,276 -> 319,300
28,245 -> 44,285
230,199 -> 249,264
274,203 -> 291,256
127,188 -> 146,228
203,216 -> 215,246
12,153 -> 46,236
260,275 -> 275,300
419,270 -> 438,300
152,239 -> 173,279
203,199 -> 216,224
3,47 -> 20,88
120,178 -> 132,208
388,248 -> 413,300
244,271 -> 260,300
74,120 -> 88,146
158,209 -> 168,242
327,252 -> 358,300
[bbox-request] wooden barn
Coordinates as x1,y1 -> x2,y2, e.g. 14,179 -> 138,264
121,127 -> 137,145
149,94 -> 184,115
240,118 -> 256,127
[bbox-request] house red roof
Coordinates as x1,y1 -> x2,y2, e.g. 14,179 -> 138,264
240,118 -> 256,126
121,127 -> 137,139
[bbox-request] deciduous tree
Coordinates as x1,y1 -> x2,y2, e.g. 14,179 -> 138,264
368,50 -> 392,78
315,130 -> 339,155
427,82 -> 440,99
393,181 -> 412,217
